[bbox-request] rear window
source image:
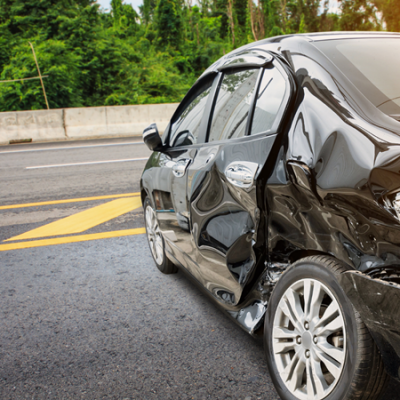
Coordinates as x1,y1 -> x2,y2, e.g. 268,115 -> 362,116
314,38 -> 400,118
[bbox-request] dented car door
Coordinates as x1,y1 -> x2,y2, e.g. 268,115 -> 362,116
186,62 -> 291,305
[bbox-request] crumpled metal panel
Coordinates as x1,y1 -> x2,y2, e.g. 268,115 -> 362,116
339,271 -> 400,379
265,37 -> 400,275
228,301 -> 266,335
188,136 -> 275,306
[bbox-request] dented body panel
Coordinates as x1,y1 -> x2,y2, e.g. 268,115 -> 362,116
141,32 -> 400,379
339,271 -> 400,380
260,36 -> 400,274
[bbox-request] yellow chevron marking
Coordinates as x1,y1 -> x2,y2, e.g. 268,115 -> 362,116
0,192 -> 140,210
6,197 -> 142,241
0,228 -> 146,252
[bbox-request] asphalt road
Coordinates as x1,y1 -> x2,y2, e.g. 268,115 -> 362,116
1,138 -> 399,400
0,137 -> 149,205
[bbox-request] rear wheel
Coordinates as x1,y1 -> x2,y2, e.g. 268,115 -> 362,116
264,256 -> 388,400
144,197 -> 177,274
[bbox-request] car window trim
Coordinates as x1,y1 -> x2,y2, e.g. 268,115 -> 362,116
197,72 -> 223,145
205,67 -> 262,143
165,58 -> 293,149
201,131 -> 279,147
218,53 -> 273,71
204,60 -> 292,143
244,60 -> 292,138
264,59 -> 292,135
166,72 -> 217,147
245,68 -> 265,136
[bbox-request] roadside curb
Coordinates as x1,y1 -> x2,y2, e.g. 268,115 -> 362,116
0,103 -> 178,145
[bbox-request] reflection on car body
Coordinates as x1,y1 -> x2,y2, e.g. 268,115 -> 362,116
140,32 -> 400,400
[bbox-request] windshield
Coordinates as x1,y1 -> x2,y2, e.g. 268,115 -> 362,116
314,38 -> 400,119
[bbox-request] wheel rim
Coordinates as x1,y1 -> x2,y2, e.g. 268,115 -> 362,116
272,278 -> 346,400
145,205 -> 164,265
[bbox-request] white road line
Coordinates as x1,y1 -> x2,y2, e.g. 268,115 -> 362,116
26,158 -> 149,169
0,141 -> 145,154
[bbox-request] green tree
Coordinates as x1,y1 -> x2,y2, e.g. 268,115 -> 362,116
0,0 -> 390,113
373,0 -> 400,32
261,0 -> 283,37
140,0 -> 157,25
111,0 -> 123,28
0,39 -> 82,111
339,0 -> 381,30
155,0 -> 183,49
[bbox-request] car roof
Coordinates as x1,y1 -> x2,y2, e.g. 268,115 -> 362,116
198,31 -> 400,80
250,31 -> 400,49
282,31 -> 400,42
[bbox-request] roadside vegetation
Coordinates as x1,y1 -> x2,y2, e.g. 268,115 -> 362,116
0,0 -> 398,111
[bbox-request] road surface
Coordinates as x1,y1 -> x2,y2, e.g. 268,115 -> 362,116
0,138 -> 399,399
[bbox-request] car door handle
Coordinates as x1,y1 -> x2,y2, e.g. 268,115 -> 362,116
225,161 -> 258,188
225,169 -> 253,184
172,159 -> 191,178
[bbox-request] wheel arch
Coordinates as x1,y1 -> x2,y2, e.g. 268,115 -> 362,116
252,251 -> 350,337
288,249 -> 354,268
140,180 -> 150,206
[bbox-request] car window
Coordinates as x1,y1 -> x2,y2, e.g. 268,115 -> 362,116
208,69 -> 259,142
314,38 -> 400,117
169,80 -> 213,147
250,67 -> 287,135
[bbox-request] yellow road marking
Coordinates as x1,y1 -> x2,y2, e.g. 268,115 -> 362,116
0,192 -> 141,210
6,197 -> 143,241
0,228 -> 146,252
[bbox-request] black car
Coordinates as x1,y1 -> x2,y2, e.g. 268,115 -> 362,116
140,32 -> 400,400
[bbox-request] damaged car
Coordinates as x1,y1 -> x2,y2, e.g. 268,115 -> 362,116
140,31 -> 400,400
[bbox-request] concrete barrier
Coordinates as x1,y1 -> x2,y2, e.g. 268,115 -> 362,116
0,109 -> 65,144
0,103 -> 179,145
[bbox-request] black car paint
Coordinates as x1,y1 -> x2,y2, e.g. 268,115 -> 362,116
141,32 -> 400,381
339,271 -> 400,380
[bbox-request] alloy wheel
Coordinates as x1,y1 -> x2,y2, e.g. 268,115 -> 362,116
145,205 -> 164,265
272,278 -> 346,400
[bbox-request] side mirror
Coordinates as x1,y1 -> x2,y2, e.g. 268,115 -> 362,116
143,123 -> 162,151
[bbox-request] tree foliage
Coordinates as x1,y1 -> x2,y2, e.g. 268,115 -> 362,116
0,0 -> 396,111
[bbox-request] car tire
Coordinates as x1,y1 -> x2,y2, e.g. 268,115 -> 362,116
143,197 -> 177,274
264,255 -> 388,400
